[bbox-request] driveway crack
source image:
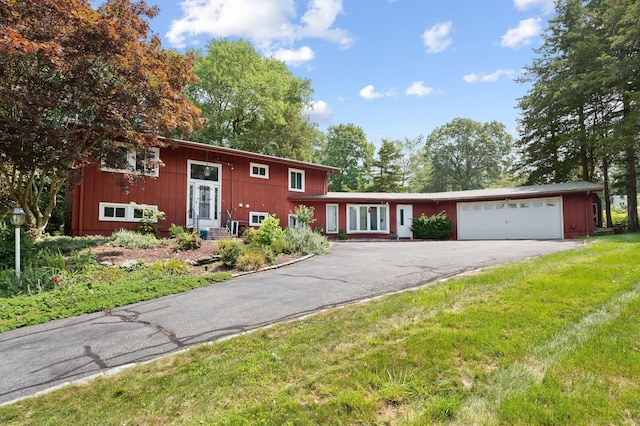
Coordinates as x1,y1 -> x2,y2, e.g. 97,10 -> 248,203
104,308 -> 184,349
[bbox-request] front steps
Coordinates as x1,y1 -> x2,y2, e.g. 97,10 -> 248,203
203,227 -> 232,240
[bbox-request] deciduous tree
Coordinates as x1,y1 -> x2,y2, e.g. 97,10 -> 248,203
322,124 -> 374,192
187,39 -> 316,160
423,118 -> 512,191
0,0 -> 201,235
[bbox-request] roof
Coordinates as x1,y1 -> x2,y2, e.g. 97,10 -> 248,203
289,181 -> 604,203
162,137 -> 340,173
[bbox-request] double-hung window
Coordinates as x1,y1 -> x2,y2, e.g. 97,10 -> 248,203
101,145 -> 160,177
289,168 -> 305,192
347,204 -> 389,233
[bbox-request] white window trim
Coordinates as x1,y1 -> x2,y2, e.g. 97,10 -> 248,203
99,202 -> 159,222
347,204 -> 390,234
288,214 -> 301,229
250,162 -> 269,179
249,211 -> 269,227
188,160 -> 221,182
101,145 -> 160,177
288,168 -> 305,192
326,204 -> 338,234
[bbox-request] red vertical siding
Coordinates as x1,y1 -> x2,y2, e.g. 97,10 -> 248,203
71,144 -> 332,237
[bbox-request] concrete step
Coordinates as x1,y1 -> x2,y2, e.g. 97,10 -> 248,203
205,227 -> 232,240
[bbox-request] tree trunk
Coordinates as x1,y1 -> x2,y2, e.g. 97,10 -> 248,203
603,157 -> 613,228
622,93 -> 639,232
625,145 -> 639,231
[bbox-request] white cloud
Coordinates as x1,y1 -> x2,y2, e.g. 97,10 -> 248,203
272,46 -> 315,67
359,85 -> 384,100
501,17 -> 542,49
303,100 -> 333,124
166,0 -> 352,58
463,69 -> 516,83
359,85 -> 397,100
514,0 -> 555,14
166,0 -> 295,47
422,21 -> 452,54
405,81 -> 434,97
297,0 -> 353,48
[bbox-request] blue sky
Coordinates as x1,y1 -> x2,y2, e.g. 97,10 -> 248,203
133,0 -> 556,145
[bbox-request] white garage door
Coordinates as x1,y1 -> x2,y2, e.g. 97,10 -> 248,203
457,197 -> 564,240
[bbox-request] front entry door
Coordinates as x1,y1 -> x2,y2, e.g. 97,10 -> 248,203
397,204 -> 413,239
187,160 -> 221,230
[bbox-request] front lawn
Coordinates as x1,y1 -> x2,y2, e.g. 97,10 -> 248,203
1,234 -> 638,425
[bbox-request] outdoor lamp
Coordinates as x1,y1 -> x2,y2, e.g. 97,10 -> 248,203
10,207 -> 25,278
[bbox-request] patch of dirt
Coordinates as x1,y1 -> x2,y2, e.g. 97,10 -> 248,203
86,240 -> 301,275
89,240 -> 220,265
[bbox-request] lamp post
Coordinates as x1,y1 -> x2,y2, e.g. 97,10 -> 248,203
10,207 -> 25,278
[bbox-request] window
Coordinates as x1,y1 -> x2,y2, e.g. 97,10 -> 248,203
101,146 -> 160,177
326,204 -> 338,234
289,168 -> 305,192
249,211 -> 268,226
347,204 -> 389,233
288,214 -> 300,228
99,202 -> 158,222
250,163 -> 269,179
189,161 -> 219,182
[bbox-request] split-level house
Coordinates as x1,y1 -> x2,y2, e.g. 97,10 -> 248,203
69,138 -> 603,240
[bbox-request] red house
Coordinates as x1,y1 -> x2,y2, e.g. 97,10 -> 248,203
69,138 -> 603,240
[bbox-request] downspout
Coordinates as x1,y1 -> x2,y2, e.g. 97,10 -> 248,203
78,178 -> 85,236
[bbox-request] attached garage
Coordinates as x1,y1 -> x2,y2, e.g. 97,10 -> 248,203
457,197 -> 564,240
290,181 -> 604,241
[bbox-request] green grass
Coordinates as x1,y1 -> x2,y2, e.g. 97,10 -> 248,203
0,266 -> 231,331
1,234 -> 639,425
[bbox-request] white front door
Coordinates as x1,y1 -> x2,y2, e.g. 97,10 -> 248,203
187,161 -> 221,229
397,204 -> 413,239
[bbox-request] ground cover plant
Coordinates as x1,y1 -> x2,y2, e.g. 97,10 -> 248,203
0,215 -> 329,331
0,234 -> 638,424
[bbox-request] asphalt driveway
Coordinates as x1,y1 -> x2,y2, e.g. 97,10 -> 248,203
0,239 -> 582,404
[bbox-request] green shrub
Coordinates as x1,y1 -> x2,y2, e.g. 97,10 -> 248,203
255,214 -> 286,248
242,227 -> 258,244
175,231 -> 201,251
218,239 -> 245,268
147,259 -> 189,275
35,235 -> 110,255
337,228 -> 347,240
285,227 -> 331,255
130,203 -> 166,236
110,229 -> 165,249
411,213 -> 454,240
609,211 -> 628,229
236,249 -> 266,272
292,204 -> 316,227
168,223 -> 186,238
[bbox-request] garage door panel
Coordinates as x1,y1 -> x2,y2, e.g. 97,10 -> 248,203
457,197 -> 563,240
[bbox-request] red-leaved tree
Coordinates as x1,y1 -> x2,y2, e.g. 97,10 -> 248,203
0,0 -> 201,236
